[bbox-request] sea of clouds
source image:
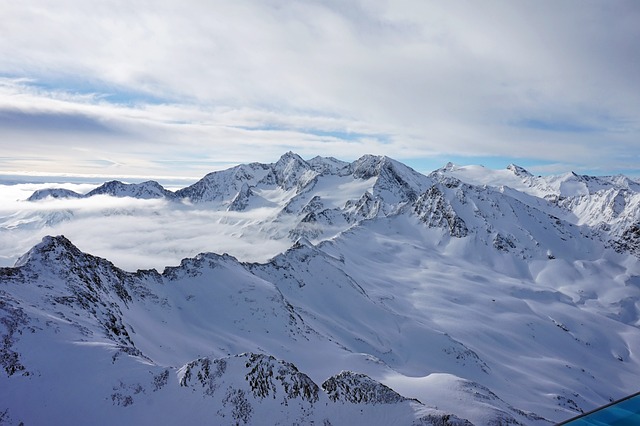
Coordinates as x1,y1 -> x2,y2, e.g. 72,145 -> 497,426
0,181 -> 294,271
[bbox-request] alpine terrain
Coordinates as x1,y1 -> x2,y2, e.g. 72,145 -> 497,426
1,153 -> 640,425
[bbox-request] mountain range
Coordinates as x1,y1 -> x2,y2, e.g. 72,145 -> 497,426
1,152 -> 639,425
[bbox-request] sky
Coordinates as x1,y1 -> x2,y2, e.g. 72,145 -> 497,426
1,0 -> 639,180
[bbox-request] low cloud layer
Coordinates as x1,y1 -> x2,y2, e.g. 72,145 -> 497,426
0,183 -> 294,271
1,1 -> 639,176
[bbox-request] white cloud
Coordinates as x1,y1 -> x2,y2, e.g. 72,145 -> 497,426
0,183 -> 294,271
0,1 -> 639,175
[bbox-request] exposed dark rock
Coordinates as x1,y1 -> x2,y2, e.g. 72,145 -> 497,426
414,186 -> 469,237
322,371 -> 410,405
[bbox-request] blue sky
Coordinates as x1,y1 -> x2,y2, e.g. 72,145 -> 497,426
1,1 -> 639,179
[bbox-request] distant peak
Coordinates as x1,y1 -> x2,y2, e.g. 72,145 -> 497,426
27,187 -> 83,201
308,155 -> 350,175
563,171 -> 591,182
310,155 -> 338,162
356,154 -> 389,164
506,164 -> 532,177
86,179 -> 174,199
349,154 -> 393,179
435,162 -> 457,173
100,180 -> 161,188
35,235 -> 76,251
14,235 -> 81,267
139,180 -> 163,187
274,151 -> 309,171
277,151 -> 305,163
98,180 -> 126,188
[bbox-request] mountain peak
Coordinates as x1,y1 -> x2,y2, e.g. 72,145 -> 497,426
36,234 -> 76,250
506,164 -> 532,177
87,180 -> 174,199
276,151 -> 305,164
27,188 -> 83,201
273,151 -> 315,191
308,155 -> 349,175
349,154 -> 394,179
14,235 -> 81,267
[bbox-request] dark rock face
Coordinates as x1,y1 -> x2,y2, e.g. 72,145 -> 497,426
0,298 -> 29,377
179,356 -> 228,394
414,186 -> 469,238
613,223 -> 640,258
244,353 -> 319,402
179,353 -> 319,403
493,233 -> 516,252
177,353 -> 321,425
322,371 -> 410,405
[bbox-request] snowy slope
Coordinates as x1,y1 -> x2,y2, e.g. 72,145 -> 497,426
318,214 -> 640,421
0,236 -> 477,425
2,226 -> 639,424
437,163 -> 639,199
437,163 -> 640,253
2,153 -> 640,425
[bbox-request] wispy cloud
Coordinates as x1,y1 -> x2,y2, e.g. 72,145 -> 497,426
1,1 -> 639,176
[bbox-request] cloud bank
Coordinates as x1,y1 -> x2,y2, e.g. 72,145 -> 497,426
0,183 -> 293,271
1,1 -> 639,176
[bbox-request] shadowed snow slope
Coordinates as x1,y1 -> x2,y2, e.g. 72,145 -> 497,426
2,153 -> 640,425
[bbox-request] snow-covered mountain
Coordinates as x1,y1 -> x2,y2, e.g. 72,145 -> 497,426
27,180 -> 176,201
2,153 -> 640,425
435,163 -> 640,255
86,180 -> 177,199
27,187 -> 84,201
0,235 -> 490,425
23,154 -> 639,252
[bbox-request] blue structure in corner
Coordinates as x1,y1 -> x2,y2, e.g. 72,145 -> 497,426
557,392 -> 640,425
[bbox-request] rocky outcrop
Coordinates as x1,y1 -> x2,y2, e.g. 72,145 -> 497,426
322,371 -> 411,404
413,186 -> 469,237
